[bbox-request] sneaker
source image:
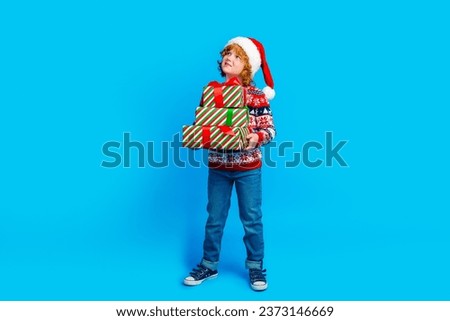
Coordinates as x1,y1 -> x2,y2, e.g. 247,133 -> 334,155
249,268 -> 268,291
184,264 -> 218,286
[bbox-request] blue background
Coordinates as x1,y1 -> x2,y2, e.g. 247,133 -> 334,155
1,0 -> 449,300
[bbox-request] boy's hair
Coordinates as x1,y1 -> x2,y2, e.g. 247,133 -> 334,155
218,44 -> 253,86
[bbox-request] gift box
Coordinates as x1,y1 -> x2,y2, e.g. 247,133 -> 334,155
194,106 -> 249,127
201,77 -> 245,108
182,125 -> 249,150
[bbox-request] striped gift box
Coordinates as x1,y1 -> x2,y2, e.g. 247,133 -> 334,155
194,106 -> 249,127
201,84 -> 245,108
182,125 -> 249,150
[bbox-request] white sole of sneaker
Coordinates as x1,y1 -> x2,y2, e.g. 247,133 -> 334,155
251,282 -> 268,291
183,273 -> 218,286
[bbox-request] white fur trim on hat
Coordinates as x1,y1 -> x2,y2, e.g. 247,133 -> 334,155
226,37 -> 261,76
262,86 -> 276,100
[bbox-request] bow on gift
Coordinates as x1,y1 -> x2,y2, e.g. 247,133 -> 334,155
206,77 -> 242,108
201,126 -> 235,149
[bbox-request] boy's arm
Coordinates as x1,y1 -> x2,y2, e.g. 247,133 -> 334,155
245,104 -> 276,150
254,105 -> 276,146
244,86 -> 276,149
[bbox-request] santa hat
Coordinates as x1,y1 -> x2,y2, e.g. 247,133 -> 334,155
225,36 -> 276,100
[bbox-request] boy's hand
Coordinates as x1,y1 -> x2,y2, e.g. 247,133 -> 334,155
245,133 -> 259,150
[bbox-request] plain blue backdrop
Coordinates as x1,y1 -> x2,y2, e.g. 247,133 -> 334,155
1,0 -> 449,300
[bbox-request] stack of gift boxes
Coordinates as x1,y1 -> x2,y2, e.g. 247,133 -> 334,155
182,78 -> 249,150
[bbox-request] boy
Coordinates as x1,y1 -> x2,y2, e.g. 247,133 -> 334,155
184,37 -> 276,291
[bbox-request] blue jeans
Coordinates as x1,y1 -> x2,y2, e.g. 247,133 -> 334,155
201,168 -> 264,271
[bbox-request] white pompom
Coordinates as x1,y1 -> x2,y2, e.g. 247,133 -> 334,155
262,86 -> 276,100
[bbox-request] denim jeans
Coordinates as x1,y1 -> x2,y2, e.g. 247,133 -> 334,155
201,168 -> 264,271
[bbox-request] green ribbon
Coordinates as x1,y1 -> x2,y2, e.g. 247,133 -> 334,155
225,108 -> 234,126
224,106 -> 249,126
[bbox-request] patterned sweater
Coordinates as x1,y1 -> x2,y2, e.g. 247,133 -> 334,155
208,86 -> 276,171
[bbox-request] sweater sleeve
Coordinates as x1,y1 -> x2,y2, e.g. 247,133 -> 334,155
246,87 -> 276,147
254,105 -> 276,147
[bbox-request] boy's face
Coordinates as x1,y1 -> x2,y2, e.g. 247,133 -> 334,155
221,49 -> 245,79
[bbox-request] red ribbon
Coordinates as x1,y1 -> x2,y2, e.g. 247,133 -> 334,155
206,77 -> 242,108
207,77 -> 241,87
201,126 -> 236,149
213,86 -> 223,108
217,125 -> 236,136
202,126 -> 211,149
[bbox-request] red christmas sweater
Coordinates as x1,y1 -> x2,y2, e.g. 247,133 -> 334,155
208,86 -> 276,171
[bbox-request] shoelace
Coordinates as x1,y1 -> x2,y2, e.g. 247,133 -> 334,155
190,264 -> 211,279
250,268 -> 267,283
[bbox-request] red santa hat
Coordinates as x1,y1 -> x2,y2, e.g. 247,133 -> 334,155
225,36 -> 275,100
